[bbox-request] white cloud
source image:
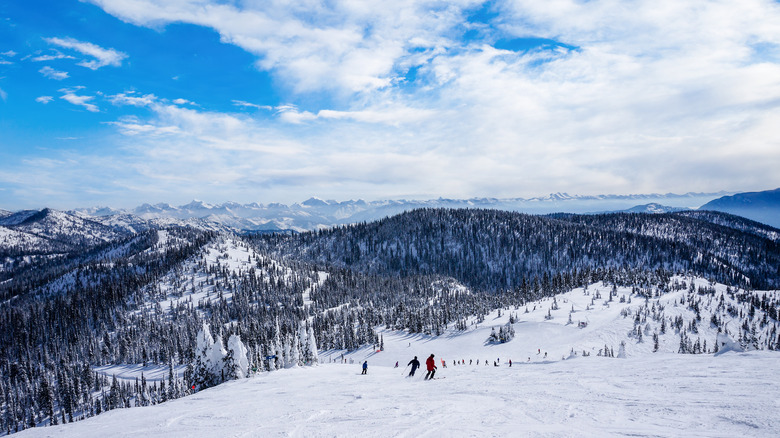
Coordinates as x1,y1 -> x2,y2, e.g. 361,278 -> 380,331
35,96 -> 54,104
173,98 -> 194,105
0,88 -> 6,101
232,100 -> 272,110
8,0 -> 780,206
30,51 -> 76,62
108,92 -> 157,107
59,88 -> 99,112
87,0 -> 478,93
1,50 -> 16,57
45,37 -> 127,69
39,66 -> 69,80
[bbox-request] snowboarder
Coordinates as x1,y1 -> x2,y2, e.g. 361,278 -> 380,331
362,361 -> 368,375
424,354 -> 437,380
408,356 -> 420,377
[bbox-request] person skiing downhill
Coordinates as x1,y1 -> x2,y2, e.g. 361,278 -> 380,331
362,361 -> 368,375
425,354 -> 437,380
408,356 -> 420,377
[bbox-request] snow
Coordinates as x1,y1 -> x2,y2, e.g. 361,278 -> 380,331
144,236 -> 294,315
16,353 -> 780,437
15,277 -> 780,437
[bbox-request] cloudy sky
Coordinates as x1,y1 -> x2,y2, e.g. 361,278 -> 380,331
1,0 -> 779,209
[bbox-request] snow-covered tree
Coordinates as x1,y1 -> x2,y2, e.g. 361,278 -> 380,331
224,334 -> 250,379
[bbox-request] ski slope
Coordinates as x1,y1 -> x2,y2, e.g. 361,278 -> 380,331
15,352 -> 780,437
15,277 -> 780,437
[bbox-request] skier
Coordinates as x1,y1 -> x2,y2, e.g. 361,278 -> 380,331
408,356 -> 420,377
395,361 -> 399,368
424,354 -> 437,380
362,361 -> 368,375
509,359 -> 512,367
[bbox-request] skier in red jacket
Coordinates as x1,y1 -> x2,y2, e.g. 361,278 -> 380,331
425,354 -> 437,380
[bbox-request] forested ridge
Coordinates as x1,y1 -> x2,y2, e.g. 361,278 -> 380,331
257,208 -> 780,290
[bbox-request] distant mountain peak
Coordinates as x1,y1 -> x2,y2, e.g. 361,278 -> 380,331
302,197 -> 329,207
181,199 -> 214,210
700,188 -> 780,228
624,203 -> 689,214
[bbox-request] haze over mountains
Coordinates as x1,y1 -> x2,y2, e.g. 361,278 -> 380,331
700,188 -> 780,228
51,191 -> 733,233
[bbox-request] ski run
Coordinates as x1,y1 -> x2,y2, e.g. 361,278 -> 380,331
14,276 -> 780,437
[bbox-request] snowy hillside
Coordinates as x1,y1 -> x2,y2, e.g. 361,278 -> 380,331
143,236 -> 304,315
13,353 -> 780,438
0,208 -> 128,254
13,277 -> 780,437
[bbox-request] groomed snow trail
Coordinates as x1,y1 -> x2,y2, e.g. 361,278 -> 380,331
16,352 -> 780,438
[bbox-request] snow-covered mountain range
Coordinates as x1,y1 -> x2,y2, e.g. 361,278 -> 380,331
60,191 -> 729,233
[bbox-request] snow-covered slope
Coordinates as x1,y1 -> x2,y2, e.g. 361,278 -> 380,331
14,353 -> 780,438
16,340 -> 780,437
143,235 -> 305,315
2,208 -> 127,249
13,276 -> 780,437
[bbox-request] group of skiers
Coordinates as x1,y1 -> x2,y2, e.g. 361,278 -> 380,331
406,354 -> 438,380
361,351 -> 549,377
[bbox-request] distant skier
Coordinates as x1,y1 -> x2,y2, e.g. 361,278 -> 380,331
509,359 -> 512,367
395,361 -> 399,368
362,361 -> 368,375
425,354 -> 437,380
408,356 -> 420,377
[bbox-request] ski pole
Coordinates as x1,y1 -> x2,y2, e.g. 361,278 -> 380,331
401,364 -> 410,376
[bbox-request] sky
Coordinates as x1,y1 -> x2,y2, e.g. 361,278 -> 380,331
1,0 -> 779,210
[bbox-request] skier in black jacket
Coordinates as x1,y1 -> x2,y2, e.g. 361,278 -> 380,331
407,356 -> 420,377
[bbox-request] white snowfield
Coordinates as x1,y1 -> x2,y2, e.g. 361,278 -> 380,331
15,353 -> 780,438
16,278 -> 780,437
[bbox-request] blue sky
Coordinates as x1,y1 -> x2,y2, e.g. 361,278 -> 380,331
1,0 -> 780,210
